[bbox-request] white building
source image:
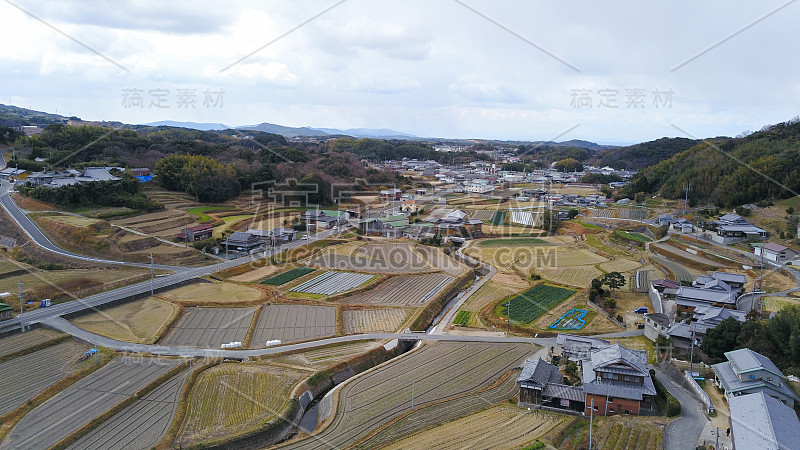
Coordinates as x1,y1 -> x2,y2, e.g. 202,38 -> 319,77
755,243 -> 799,263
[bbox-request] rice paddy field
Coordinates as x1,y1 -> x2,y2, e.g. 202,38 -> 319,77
290,271 -> 375,296
599,258 -> 642,273
762,295 -> 800,312
0,328 -> 66,358
283,341 -> 533,450
343,308 -> 409,333
271,341 -> 382,370
71,297 -> 181,344
382,405 -> 567,450
250,304 -> 336,345
161,307 -> 256,348
340,273 -> 453,306
158,282 -> 264,305
536,266 -> 603,287
0,340 -> 89,417
177,363 -> 306,446
4,357 -> 182,450
465,245 -> 608,276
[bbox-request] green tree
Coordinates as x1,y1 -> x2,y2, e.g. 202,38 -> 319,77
565,362 -> 578,377
701,317 -> 743,359
634,191 -> 646,204
600,271 -> 626,292
553,158 -> 583,173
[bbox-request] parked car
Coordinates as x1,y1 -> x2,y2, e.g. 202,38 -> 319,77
634,307 -> 649,314
301,235 -> 309,240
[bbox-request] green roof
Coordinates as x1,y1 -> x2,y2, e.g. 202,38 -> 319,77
0,303 -> 11,312
320,210 -> 348,217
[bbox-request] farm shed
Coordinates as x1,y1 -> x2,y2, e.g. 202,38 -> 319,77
0,302 -> 11,320
177,224 -> 213,242
555,333 -> 610,361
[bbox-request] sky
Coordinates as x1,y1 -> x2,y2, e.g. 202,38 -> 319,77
1,0 -> 799,144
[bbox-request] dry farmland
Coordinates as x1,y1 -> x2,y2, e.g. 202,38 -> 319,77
161,307 -> 256,347
343,308 -> 409,333
283,341 -> 533,449
3,357 -> 181,450
306,242 -> 432,274
588,417 -> 664,450
71,298 -> 180,344
599,258 -> 642,273
340,273 -> 454,306
113,209 -> 197,238
0,328 -> 65,358
250,304 -> 336,345
465,244 -> 608,276
537,266 -> 603,287
158,281 -> 264,305
413,245 -> 469,276
0,340 -> 88,417
229,264 -> 281,283
383,405 -> 567,450
177,363 -> 306,446
762,295 -> 800,312
271,341 -> 382,370
66,370 -> 189,450
459,280 -> 526,328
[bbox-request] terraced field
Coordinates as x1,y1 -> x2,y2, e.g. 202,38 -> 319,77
66,370 -> 189,450
343,308 -> 408,333
413,245 -> 468,276
537,266 -> 603,287
382,405 -> 566,450
599,258 -> 642,273
251,304 -> 336,345
0,328 -> 65,358
161,307 -> 256,347
71,297 -> 180,344
468,209 -> 496,221
340,273 -> 453,306
589,208 -> 615,218
0,340 -> 88,416
618,208 -> 647,220
290,271 -> 374,296
3,357 -> 181,450
177,363 -> 306,446
283,342 -> 533,449
307,252 -> 430,274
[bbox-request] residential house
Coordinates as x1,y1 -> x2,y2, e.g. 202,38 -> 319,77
0,167 -> 25,180
712,348 -> 799,407
651,279 -> 679,297
668,305 -> 746,349
713,224 -> 767,244
381,215 -> 410,238
247,228 -> 296,244
176,224 -> 213,242
728,392 -> 800,450
379,188 -> 402,201
402,199 -> 420,214
517,358 -> 585,412
582,344 -> 657,416
222,232 -> 262,253
464,179 -> 495,194
754,242 -> 799,263
675,279 -> 738,312
555,334 -> 610,361
402,223 -> 436,241
716,213 -> 750,226
358,218 -> 384,235
300,210 -> 349,230
643,313 -> 670,342
463,219 -> 484,238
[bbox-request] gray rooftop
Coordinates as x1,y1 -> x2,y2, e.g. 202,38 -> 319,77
729,392 -> 800,450
517,357 -> 561,388
726,348 -> 784,378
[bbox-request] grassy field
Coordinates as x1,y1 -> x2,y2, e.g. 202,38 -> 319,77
599,258 -> 642,273
537,266 -> 603,287
496,284 -> 578,325
158,281 -> 264,305
43,214 -> 101,227
383,405 -> 567,450
72,297 -> 180,344
762,295 -> 800,312
213,214 -> 257,237
177,363 -> 306,446
186,206 -> 234,222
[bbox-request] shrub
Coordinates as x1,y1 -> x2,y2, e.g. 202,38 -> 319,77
666,396 -> 681,417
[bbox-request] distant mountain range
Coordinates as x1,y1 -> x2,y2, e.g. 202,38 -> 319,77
145,120 -> 231,131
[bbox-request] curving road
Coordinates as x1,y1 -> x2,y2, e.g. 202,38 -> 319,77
655,369 -> 706,450
0,179 -> 185,271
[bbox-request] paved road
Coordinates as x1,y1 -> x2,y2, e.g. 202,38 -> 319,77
0,229 -> 334,334
655,368 -> 706,450
0,179 -> 185,271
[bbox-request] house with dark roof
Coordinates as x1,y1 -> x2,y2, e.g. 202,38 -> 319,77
581,344 -> 656,416
713,224 -> 767,244
675,281 -> 738,312
712,348 -> 799,407
716,213 -> 750,226
729,391 -> 800,450
222,232 -> 262,253
176,224 -> 213,242
555,334 -> 610,361
247,228 -> 296,244
517,357 -> 585,412
643,313 -> 670,342
651,279 -> 679,297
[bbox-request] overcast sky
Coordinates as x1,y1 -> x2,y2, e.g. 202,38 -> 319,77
1,0 -> 799,144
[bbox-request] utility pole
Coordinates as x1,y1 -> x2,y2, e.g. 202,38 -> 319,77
689,326 -> 696,374
589,397 -> 594,450
759,232 -> 766,315
683,183 -> 690,213
149,253 -> 154,296
18,279 -> 24,332
225,241 -> 229,273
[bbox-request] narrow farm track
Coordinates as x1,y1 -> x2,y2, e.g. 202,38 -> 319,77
282,342 -> 533,449
0,340 -> 88,416
66,370 -> 189,450
1,358 -> 181,450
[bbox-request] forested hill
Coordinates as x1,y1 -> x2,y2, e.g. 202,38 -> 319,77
590,137 -> 698,170
620,118 -> 800,207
